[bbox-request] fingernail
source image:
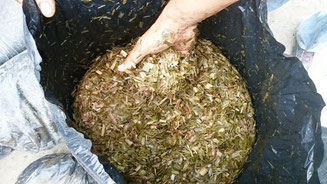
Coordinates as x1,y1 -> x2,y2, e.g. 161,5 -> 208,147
39,2 -> 52,17
118,65 -> 125,71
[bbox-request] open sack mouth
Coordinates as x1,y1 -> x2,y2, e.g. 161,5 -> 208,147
72,39 -> 256,183
20,0 -> 325,183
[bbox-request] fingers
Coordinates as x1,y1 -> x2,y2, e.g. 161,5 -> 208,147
173,26 -> 197,55
118,43 -> 145,72
174,36 -> 196,55
17,0 -> 55,17
118,36 -> 169,72
35,0 -> 56,18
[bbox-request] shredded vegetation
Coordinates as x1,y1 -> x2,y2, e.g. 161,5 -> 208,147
73,39 -> 256,184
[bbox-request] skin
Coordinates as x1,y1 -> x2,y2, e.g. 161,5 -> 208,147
17,0 -> 237,68
118,0 -> 239,71
17,0 -> 55,18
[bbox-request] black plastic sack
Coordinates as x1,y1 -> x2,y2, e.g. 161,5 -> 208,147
23,0 -> 325,183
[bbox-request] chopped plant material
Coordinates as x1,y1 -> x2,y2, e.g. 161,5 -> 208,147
73,39 -> 256,184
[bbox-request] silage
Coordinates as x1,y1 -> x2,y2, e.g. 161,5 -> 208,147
73,39 -> 256,184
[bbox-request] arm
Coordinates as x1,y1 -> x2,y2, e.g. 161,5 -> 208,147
118,0 -> 238,71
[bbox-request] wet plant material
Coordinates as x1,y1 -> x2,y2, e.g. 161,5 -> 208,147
73,39 -> 256,184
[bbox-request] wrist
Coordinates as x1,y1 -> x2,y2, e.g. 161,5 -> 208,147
157,8 -> 198,31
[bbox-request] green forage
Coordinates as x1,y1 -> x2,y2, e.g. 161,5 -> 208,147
73,39 -> 256,184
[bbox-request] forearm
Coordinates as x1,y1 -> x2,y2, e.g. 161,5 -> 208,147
159,0 -> 238,28
119,0 -> 238,71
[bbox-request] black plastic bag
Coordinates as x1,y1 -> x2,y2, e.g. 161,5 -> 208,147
23,0 -> 325,183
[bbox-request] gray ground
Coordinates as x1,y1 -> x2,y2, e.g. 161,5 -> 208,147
268,0 -> 326,55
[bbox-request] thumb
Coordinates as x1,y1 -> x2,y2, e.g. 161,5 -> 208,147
118,28 -> 170,72
118,43 -> 146,72
36,0 -> 56,18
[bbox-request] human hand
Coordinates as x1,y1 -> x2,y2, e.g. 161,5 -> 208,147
17,0 -> 55,18
118,0 -> 238,72
117,15 -> 197,72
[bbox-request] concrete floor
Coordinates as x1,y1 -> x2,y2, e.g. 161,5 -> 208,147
0,0 -> 326,183
0,143 -> 69,183
267,0 -> 326,56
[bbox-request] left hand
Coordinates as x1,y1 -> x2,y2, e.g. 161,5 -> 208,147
17,0 -> 56,18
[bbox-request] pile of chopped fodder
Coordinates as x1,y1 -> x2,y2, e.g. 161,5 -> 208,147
73,39 -> 256,184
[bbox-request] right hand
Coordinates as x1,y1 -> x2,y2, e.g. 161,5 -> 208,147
118,0 -> 238,72
17,0 -> 56,18
118,15 -> 197,72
